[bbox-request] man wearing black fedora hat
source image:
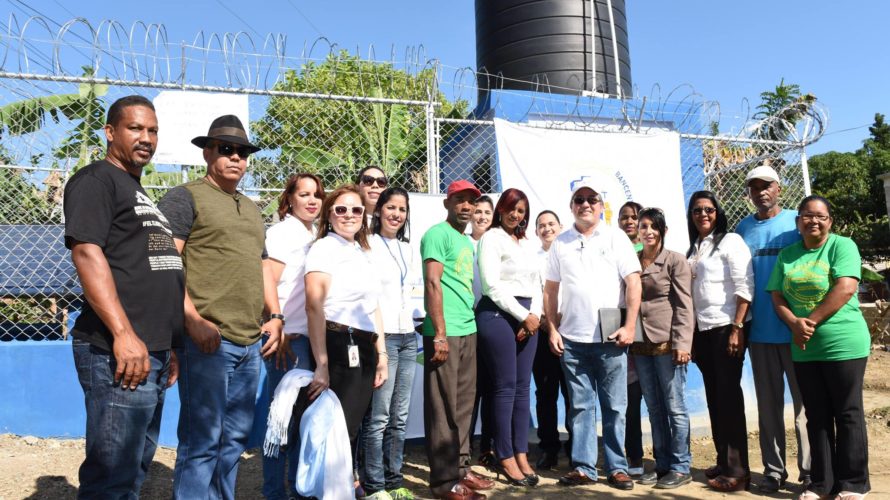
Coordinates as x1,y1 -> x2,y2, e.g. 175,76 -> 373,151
158,114 -> 283,499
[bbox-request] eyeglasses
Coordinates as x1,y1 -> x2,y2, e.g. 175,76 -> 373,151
360,175 -> 388,188
572,195 -> 601,206
692,207 -> 716,215
332,205 -> 365,217
799,213 -> 830,222
214,143 -> 253,158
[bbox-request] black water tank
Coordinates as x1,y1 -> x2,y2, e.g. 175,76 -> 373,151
476,0 -> 632,97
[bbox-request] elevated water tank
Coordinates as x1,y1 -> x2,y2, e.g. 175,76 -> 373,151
475,0 -> 632,97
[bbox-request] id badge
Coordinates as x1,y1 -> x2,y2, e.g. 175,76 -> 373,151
348,344 -> 360,368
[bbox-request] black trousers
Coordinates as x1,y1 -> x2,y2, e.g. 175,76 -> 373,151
532,327 -> 572,455
693,323 -> 749,478
625,379 -> 643,463
326,329 -> 378,444
795,357 -> 870,496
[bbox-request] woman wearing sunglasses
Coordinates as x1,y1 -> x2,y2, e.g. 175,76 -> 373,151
304,184 -> 388,487
631,207 -> 694,490
767,196 -> 870,500
356,165 -> 388,223
261,173 -> 326,499
476,188 -> 542,487
685,190 -> 753,492
360,187 -> 418,500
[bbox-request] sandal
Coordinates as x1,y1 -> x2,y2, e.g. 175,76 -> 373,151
835,492 -> 867,500
797,491 -> 823,500
708,474 -> 750,492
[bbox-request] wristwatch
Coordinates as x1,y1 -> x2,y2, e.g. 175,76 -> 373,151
269,313 -> 286,325
732,321 -> 744,329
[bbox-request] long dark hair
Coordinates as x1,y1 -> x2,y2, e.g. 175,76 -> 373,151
685,190 -> 728,258
316,184 -> 371,250
492,188 -> 531,239
797,195 -> 832,216
372,187 -> 411,242
276,173 -> 325,220
638,207 -> 667,255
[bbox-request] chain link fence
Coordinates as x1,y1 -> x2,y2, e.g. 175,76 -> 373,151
0,18 -> 821,341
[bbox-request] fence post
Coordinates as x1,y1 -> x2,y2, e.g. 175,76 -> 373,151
800,146 -> 812,196
425,103 -> 438,195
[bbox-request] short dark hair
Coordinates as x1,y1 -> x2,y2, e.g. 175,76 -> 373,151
536,209 -> 560,226
372,187 -> 411,242
685,190 -> 729,258
797,195 -> 832,217
492,188 -> 531,239
106,95 -> 155,126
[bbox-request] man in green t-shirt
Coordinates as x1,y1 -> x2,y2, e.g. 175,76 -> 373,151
421,180 -> 493,499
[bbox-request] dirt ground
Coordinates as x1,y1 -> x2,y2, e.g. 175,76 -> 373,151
3,350 -> 890,500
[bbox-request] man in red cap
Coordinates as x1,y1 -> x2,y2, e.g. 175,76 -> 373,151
421,180 -> 494,499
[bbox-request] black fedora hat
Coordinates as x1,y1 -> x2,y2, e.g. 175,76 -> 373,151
191,114 -> 261,153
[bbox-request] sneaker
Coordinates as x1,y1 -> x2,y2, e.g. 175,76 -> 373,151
388,487 -> 415,500
364,490 -> 393,500
637,471 -> 658,485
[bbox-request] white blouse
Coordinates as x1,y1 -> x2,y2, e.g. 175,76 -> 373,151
304,233 -> 381,332
687,232 -> 754,331
477,228 -> 543,322
369,234 -> 416,334
265,215 -> 314,335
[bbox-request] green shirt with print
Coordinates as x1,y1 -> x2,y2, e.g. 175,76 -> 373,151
766,233 -> 869,362
421,221 -> 477,336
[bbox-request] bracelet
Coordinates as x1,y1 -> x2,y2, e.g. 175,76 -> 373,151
433,338 -> 447,344
269,313 -> 286,325
378,351 -> 388,357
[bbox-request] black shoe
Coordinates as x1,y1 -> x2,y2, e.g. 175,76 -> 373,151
535,452 -> 558,470
492,463 -> 531,487
655,471 -> 692,489
759,475 -> 785,493
637,471 -> 658,485
607,472 -> 634,491
798,475 -> 813,493
524,473 -> 540,487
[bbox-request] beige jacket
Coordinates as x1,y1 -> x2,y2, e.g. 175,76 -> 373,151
638,248 -> 695,352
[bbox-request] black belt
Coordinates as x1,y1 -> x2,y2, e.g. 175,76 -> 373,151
325,321 -> 378,343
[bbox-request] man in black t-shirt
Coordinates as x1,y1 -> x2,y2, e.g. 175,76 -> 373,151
64,95 -> 184,498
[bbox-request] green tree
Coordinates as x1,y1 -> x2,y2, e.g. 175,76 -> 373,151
752,78 -> 817,144
252,51 -> 467,190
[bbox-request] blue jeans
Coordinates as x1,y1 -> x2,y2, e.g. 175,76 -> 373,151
634,353 -> 691,474
262,335 -> 313,500
72,339 -> 171,499
173,336 -> 261,500
362,333 -> 418,493
560,339 -> 629,479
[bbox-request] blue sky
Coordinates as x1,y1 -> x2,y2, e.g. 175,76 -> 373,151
5,0 -> 888,155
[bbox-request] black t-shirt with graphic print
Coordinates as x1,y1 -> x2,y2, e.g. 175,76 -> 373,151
64,160 -> 185,351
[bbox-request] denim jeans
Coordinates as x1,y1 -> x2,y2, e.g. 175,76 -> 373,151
362,333 -> 418,493
633,353 -> 691,474
560,339 -> 629,479
173,336 -> 261,500
73,340 -> 171,500
262,335 -> 313,500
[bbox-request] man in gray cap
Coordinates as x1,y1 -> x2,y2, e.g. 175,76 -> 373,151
158,115 -> 283,499
736,164 -> 811,493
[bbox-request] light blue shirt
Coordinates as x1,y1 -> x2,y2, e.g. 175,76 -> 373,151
735,209 -> 801,343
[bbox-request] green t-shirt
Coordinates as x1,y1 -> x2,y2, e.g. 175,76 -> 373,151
766,234 -> 869,362
421,221 -> 477,336
634,241 -> 643,252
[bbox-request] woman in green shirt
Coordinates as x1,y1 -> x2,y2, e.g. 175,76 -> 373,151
767,195 -> 870,500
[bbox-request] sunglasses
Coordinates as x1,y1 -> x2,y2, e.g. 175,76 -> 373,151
214,143 -> 253,158
360,175 -> 388,188
572,195 -> 601,206
332,205 -> 365,217
692,207 -> 717,215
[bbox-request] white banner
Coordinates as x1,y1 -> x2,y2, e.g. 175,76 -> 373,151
494,118 -> 689,252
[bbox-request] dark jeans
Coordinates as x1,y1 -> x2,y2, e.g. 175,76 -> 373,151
795,357 -> 870,496
532,324 -> 572,456
476,296 -> 537,460
625,380 -> 643,463
72,339 -> 170,499
693,324 -> 749,478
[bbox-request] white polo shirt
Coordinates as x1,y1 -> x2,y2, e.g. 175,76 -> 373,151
265,215 -> 315,335
477,228 -> 543,321
544,223 -> 641,343
304,233 -> 381,332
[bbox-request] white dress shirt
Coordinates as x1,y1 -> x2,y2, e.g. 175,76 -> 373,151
304,233 -> 381,332
370,234 -> 416,333
687,232 -> 754,331
544,223 -> 641,343
477,228 -> 543,321
265,215 -> 314,335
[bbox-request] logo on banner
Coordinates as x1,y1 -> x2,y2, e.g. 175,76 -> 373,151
570,169 -> 635,226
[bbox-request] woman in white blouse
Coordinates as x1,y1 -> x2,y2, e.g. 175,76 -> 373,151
685,190 -> 754,492
261,173 -> 325,499
361,187 -> 417,499
476,188 -> 542,488
304,184 -> 388,467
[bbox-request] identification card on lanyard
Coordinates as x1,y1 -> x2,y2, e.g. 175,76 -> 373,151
347,334 -> 360,368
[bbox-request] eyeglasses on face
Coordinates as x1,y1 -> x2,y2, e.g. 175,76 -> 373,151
213,143 -> 253,158
572,195 -> 601,206
692,207 -> 716,215
360,175 -> 388,188
799,213 -> 830,222
332,205 -> 365,217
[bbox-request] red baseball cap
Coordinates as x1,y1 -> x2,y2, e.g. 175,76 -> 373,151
446,179 -> 482,199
